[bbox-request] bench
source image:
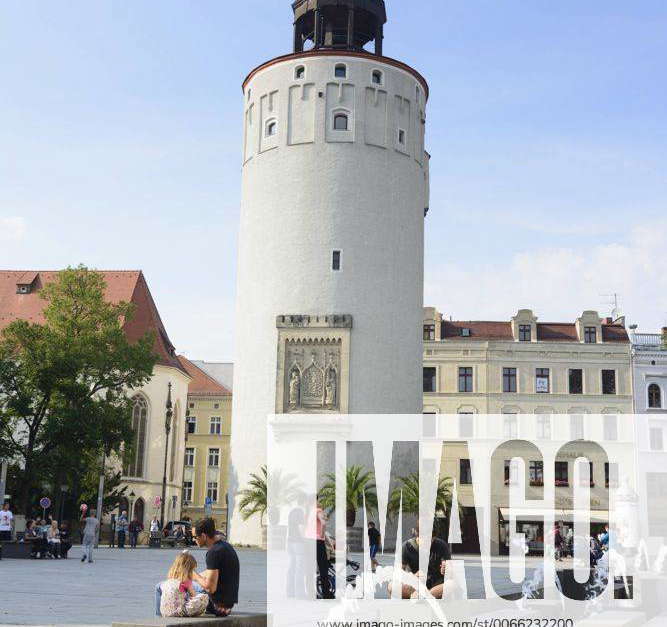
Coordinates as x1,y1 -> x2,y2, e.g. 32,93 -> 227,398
112,614 -> 267,627
0,541 -> 34,559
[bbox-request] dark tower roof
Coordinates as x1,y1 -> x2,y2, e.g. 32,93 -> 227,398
292,0 -> 388,56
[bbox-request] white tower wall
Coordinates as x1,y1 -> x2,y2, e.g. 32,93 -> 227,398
230,53 -> 429,545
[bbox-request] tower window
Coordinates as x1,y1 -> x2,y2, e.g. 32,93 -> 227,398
333,113 -> 349,131
295,65 -> 305,80
372,70 -> 383,85
398,129 -> 406,145
266,120 -> 277,137
335,64 -> 347,79
332,250 -> 341,271
648,383 -> 662,408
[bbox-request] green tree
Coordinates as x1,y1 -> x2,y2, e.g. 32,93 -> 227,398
318,465 -> 378,527
387,472 -> 458,521
0,266 -> 157,514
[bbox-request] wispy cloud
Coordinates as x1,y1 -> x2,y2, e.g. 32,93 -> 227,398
425,222 -> 667,331
0,217 -> 26,242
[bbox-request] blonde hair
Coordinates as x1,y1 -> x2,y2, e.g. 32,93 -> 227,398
167,551 -> 198,582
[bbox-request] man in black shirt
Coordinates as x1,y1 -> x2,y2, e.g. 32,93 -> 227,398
392,523 -> 452,598
193,518 -> 240,616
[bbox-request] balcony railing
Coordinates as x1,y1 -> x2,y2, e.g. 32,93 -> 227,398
634,333 -> 664,347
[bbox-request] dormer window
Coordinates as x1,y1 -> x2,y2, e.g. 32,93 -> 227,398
584,326 -> 597,344
461,328 -> 471,337
335,64 -> 347,79
519,324 -> 532,342
16,284 -> 30,294
295,66 -> 305,80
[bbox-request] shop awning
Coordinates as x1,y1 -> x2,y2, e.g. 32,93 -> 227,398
499,507 -> 609,523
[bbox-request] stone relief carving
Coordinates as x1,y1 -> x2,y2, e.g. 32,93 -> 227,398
284,341 -> 341,412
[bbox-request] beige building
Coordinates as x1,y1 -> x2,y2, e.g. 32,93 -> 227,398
422,307 -> 634,555
177,356 -> 232,530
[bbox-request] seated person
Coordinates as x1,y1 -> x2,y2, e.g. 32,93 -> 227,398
159,552 -> 208,617
192,518 -> 240,616
59,522 -> 72,558
47,520 -> 61,558
390,523 -> 452,599
25,520 -> 48,558
421,560 -> 463,600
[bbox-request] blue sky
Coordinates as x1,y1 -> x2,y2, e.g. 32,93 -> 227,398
1,0 -> 666,360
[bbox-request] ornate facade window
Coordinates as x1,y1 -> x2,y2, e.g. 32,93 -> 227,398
648,383 -> 662,408
124,396 -> 148,478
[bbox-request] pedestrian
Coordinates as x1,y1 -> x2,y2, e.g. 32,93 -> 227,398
0,502 -> 13,542
554,525 -> 564,561
368,521 -> 381,572
191,517 -> 240,616
117,511 -> 129,548
109,514 -> 116,548
80,509 -> 100,564
129,517 -> 143,548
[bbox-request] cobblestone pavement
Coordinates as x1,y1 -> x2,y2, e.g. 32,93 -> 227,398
0,545 -> 267,626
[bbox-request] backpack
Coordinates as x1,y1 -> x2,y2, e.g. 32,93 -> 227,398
159,579 -> 208,617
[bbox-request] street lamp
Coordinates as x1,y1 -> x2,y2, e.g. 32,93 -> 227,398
160,382 -> 173,528
59,484 -> 67,523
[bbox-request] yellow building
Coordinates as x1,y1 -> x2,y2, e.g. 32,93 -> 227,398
422,307 -> 634,555
177,356 -> 232,530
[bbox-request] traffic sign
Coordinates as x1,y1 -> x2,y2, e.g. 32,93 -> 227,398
205,496 -> 213,506
39,497 -> 51,509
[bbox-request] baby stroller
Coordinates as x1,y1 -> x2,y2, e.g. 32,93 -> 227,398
317,557 -> 360,599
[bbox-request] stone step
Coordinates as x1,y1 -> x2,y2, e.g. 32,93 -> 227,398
112,614 -> 267,627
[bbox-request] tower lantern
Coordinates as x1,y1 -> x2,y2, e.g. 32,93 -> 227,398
292,0 -> 387,55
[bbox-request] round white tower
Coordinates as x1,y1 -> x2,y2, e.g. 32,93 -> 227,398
229,0 -> 430,545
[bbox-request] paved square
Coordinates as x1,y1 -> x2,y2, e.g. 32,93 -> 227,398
0,546 -> 267,626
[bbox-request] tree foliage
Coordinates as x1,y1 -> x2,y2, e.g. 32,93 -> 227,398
387,472 -> 456,520
0,266 -> 157,514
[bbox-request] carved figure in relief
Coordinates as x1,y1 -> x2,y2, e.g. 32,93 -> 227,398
289,369 -> 301,408
325,367 -> 337,408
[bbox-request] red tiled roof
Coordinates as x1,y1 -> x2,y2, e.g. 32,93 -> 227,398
442,321 -> 513,340
441,319 -> 629,343
177,355 -> 232,397
0,270 -> 188,374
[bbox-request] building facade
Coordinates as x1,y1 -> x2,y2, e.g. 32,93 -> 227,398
230,0 -> 430,545
0,270 -> 190,529
423,307 -> 634,555
177,356 -> 232,531
630,328 -> 667,538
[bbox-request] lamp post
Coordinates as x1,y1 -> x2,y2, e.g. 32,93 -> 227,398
160,382 -> 173,528
129,491 -> 136,520
58,484 -> 67,523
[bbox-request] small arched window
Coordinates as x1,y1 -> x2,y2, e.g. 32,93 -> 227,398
649,383 -> 662,408
372,70 -> 383,85
333,113 -> 349,131
295,66 -> 305,80
266,120 -> 277,137
335,64 -> 347,79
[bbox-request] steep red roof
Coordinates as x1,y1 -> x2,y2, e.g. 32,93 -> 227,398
177,356 -> 232,397
0,270 -> 187,374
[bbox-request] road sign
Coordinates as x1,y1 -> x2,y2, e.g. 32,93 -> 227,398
205,496 -> 213,506
39,497 -> 51,509
204,496 -> 213,515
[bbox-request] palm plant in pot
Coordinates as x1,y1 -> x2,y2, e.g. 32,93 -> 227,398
318,465 -> 378,527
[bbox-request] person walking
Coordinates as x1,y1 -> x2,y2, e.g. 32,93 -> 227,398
81,509 -> 99,564
129,517 -> 143,548
0,502 -> 13,542
117,511 -> 129,548
368,521 -> 381,572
